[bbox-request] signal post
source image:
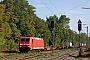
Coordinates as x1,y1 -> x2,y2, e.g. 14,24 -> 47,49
51,21 -> 55,53
78,19 -> 82,56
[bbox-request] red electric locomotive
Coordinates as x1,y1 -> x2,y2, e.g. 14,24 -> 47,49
19,36 -> 44,52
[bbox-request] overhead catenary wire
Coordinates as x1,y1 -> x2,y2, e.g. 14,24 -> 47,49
40,0 -> 55,15
63,0 -> 90,14
42,0 -> 90,15
35,0 -> 90,18
48,0 -> 62,14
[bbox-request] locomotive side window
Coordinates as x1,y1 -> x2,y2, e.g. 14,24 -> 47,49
21,38 -> 29,42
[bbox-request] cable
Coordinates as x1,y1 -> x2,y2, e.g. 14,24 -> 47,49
48,0 -> 62,14
63,0 -> 90,14
40,0 -> 90,16
32,0 -> 90,18
40,0 -> 55,15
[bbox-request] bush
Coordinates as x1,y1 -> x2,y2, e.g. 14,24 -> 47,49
6,40 -> 18,51
0,37 -> 6,49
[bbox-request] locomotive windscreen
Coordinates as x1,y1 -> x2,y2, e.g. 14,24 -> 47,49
21,38 -> 29,42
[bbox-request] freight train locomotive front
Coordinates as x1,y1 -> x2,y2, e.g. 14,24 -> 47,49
19,36 -> 44,52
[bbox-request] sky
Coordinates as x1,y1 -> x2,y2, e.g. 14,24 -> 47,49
28,0 -> 90,34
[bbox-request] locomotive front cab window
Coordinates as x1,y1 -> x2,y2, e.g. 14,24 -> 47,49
21,38 -> 25,42
21,38 -> 29,42
26,38 -> 29,42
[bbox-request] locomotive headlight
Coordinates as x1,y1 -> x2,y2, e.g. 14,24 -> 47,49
20,44 -> 23,45
27,45 -> 29,47
20,45 -> 22,47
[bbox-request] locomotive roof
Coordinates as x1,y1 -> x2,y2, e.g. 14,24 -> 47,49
33,37 -> 43,40
20,36 -> 43,40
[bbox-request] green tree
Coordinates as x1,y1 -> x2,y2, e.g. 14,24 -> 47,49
5,0 -> 51,46
34,16 -> 51,46
0,3 -> 13,50
56,15 -> 70,46
6,0 -> 36,36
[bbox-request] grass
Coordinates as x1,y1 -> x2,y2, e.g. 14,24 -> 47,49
75,49 -> 90,60
0,49 -> 76,60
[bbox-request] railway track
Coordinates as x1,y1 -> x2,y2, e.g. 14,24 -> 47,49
17,51 -> 52,60
18,54 -> 45,60
46,50 -> 79,60
17,49 -> 79,60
